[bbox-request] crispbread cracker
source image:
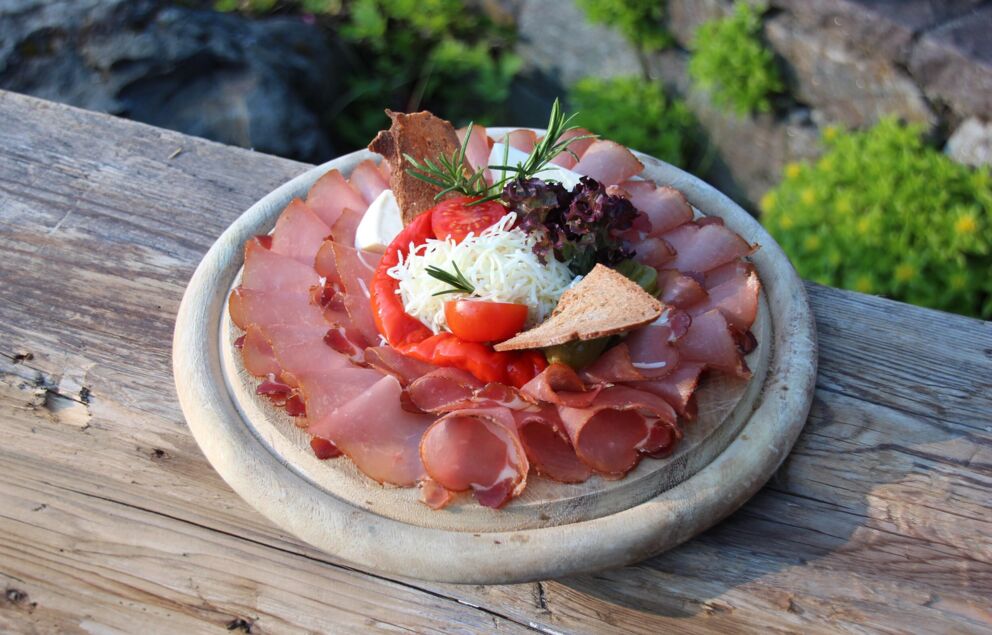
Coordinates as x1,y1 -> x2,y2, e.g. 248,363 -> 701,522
494,264 -> 663,351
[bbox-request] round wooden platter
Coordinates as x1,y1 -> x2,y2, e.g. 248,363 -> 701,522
173,129 -> 817,584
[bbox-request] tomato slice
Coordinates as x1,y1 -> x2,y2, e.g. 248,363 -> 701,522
431,196 -> 507,243
444,300 -> 528,343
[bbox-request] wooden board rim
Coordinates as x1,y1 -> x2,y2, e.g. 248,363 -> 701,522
173,132 -> 818,583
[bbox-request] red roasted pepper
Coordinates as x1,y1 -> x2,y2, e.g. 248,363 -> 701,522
369,207 -> 547,388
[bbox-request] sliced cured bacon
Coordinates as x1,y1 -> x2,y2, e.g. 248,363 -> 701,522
689,264 -> 760,331
633,362 -> 705,418
514,405 -> 592,483
407,367 -> 484,413
676,309 -> 750,378
572,140 -> 644,185
364,345 -> 439,385
557,386 -> 678,476
662,222 -> 756,274
457,125 -> 492,179
419,406 -> 529,508
270,198 -> 332,267
658,270 -> 708,309
549,128 -> 595,168
349,159 -> 389,204
502,128 -> 538,153
306,374 -> 432,486
633,237 -> 676,268
330,208 -> 362,247
242,238 -> 321,294
306,168 -> 366,227
619,181 -> 694,235
521,363 -> 601,408
241,325 -> 281,378
228,288 -> 325,331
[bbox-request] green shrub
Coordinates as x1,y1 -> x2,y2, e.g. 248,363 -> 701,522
568,76 -> 695,168
688,2 -> 782,116
576,0 -> 671,52
762,118 -> 992,319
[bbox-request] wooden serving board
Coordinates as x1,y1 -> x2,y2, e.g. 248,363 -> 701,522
174,129 -> 817,583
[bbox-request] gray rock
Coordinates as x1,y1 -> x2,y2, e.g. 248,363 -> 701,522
770,0 -> 986,63
945,117 -> 992,167
515,0 -> 645,86
766,13 -> 935,130
666,0 -> 735,49
909,5 -> 992,121
0,0 -> 341,162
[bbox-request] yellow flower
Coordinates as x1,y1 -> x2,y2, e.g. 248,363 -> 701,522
761,191 -> 777,212
803,234 -> 821,251
823,126 -> 839,142
894,263 -> 916,283
854,275 -> 873,293
800,188 -> 816,205
954,214 -> 978,236
784,163 -> 802,180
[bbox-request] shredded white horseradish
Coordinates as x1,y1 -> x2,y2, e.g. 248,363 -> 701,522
387,212 -> 576,334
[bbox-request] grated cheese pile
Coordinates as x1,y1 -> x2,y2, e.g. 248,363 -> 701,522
387,213 -> 577,334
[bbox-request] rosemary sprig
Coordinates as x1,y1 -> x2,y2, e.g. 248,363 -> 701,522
426,263 -> 476,296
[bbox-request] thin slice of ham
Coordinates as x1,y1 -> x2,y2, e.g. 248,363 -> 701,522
514,405 -> 592,483
349,159 -> 388,204
270,198 -> 332,267
658,270 -> 708,309
420,406 -> 529,508
242,238 -> 320,294
557,386 -> 679,476
306,169 -> 366,227
634,362 -> 705,418
364,346 -> 439,385
420,477 -> 456,510
572,140 -> 644,185
313,240 -> 381,345
306,374 -> 432,486
457,125 -> 492,179
502,129 -> 537,153
688,264 -> 760,331
520,363 -> 601,408
228,288 -> 326,331
549,128 -> 595,168
241,325 -> 280,378
676,309 -> 750,378
633,236 -> 676,268
619,181 -> 694,235
263,323 -> 354,386
581,318 -> 684,384
407,367 -> 484,413
662,222 -> 756,274
330,208 -> 362,247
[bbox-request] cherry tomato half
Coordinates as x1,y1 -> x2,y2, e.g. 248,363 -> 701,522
431,196 -> 507,243
444,300 -> 529,343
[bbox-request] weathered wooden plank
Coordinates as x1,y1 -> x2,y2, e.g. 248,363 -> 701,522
1,89 -> 990,634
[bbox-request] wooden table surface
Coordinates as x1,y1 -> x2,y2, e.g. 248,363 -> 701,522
1,90 -> 990,635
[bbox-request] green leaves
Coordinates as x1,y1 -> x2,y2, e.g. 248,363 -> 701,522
568,76 -> 696,168
688,2 -> 783,116
762,118 -> 992,319
576,0 -> 672,52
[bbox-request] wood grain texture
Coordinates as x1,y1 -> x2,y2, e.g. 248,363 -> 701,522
1,90 -> 990,632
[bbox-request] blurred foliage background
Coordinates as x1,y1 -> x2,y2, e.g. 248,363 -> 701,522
209,0 -> 989,318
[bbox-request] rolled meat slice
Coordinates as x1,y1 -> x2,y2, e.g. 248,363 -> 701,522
270,198 -> 332,266
572,140 -> 644,185
521,363 -> 601,408
557,386 -> 679,476
514,405 -> 592,484
420,406 -> 529,508
407,367 -> 484,413
349,159 -> 388,204
306,374 -> 433,486
306,168 -> 366,227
